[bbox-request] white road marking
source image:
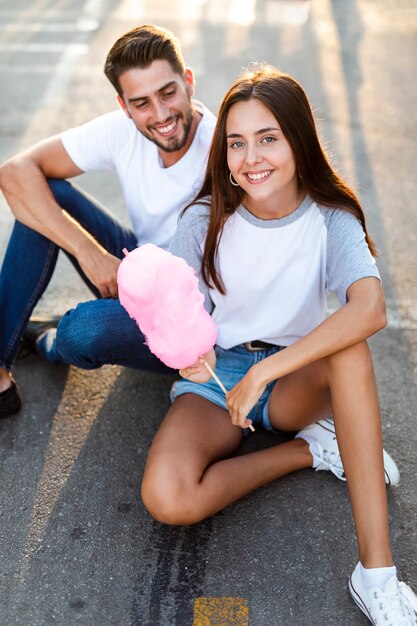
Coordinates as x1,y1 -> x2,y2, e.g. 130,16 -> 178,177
0,43 -> 89,53
0,64 -> 94,74
39,0 -> 108,106
0,21 -> 99,32
0,0 -> 109,108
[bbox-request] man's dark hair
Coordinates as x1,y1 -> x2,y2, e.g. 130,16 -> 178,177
104,24 -> 186,97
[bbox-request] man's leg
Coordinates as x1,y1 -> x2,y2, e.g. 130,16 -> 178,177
37,298 -> 174,373
0,220 -> 61,376
0,178 -> 136,370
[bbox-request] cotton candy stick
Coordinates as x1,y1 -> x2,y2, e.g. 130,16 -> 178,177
118,245 -> 255,431
202,360 -> 255,432
202,361 -> 256,433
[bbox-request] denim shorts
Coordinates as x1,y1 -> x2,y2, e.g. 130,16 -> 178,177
170,343 -> 285,431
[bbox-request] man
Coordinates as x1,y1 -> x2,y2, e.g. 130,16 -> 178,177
0,24 -> 216,418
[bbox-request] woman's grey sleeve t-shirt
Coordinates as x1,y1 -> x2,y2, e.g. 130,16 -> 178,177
170,197 -> 380,347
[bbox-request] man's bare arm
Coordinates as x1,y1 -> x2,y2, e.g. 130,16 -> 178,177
0,137 -> 121,297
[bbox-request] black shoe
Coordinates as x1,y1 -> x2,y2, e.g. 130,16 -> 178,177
21,316 -> 61,355
0,380 -> 22,419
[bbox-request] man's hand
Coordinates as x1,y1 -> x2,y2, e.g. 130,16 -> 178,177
77,244 -> 122,298
0,137 -> 123,300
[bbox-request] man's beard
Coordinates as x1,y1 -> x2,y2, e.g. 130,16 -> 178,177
142,108 -> 194,153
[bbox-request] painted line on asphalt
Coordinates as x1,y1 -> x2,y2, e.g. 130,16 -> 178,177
0,43 -> 89,53
193,597 -> 249,625
0,64 -> 95,74
0,21 -> 99,32
33,0 -> 107,107
0,0 -> 108,112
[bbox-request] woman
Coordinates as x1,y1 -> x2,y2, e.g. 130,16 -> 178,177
141,64 -> 417,624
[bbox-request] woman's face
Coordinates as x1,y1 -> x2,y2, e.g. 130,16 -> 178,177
226,98 -> 299,216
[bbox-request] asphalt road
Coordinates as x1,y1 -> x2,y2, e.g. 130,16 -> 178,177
0,1 -> 416,625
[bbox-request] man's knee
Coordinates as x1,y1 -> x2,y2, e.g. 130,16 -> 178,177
55,304 -> 105,369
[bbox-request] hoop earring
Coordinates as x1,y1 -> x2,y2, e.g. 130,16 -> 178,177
229,172 -> 240,187
297,166 -> 303,180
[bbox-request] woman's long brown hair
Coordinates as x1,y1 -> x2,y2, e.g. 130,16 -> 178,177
191,64 -> 376,294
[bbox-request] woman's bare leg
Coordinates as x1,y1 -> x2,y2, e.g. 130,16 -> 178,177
141,393 -> 313,525
142,338 -> 393,563
268,341 -> 392,567
326,342 -> 392,567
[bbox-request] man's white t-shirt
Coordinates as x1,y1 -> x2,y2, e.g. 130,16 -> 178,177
61,101 -> 216,249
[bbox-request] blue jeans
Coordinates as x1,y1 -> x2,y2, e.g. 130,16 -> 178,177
170,344 -> 285,430
0,179 -> 173,374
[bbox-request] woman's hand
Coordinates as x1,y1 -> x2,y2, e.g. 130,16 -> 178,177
179,348 -> 216,383
226,365 -> 267,429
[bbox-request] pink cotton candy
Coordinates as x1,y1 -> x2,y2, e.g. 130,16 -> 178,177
117,243 -> 217,369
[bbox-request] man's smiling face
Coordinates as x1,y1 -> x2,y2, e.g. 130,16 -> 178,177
117,59 -> 195,156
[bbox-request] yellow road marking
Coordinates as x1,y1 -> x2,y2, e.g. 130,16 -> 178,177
193,597 -> 249,625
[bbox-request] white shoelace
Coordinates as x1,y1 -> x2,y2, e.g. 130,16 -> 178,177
371,578 -> 417,625
398,581 -> 417,621
309,441 -> 346,481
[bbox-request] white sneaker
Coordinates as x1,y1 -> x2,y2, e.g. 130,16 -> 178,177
295,418 -> 400,485
349,562 -> 417,625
